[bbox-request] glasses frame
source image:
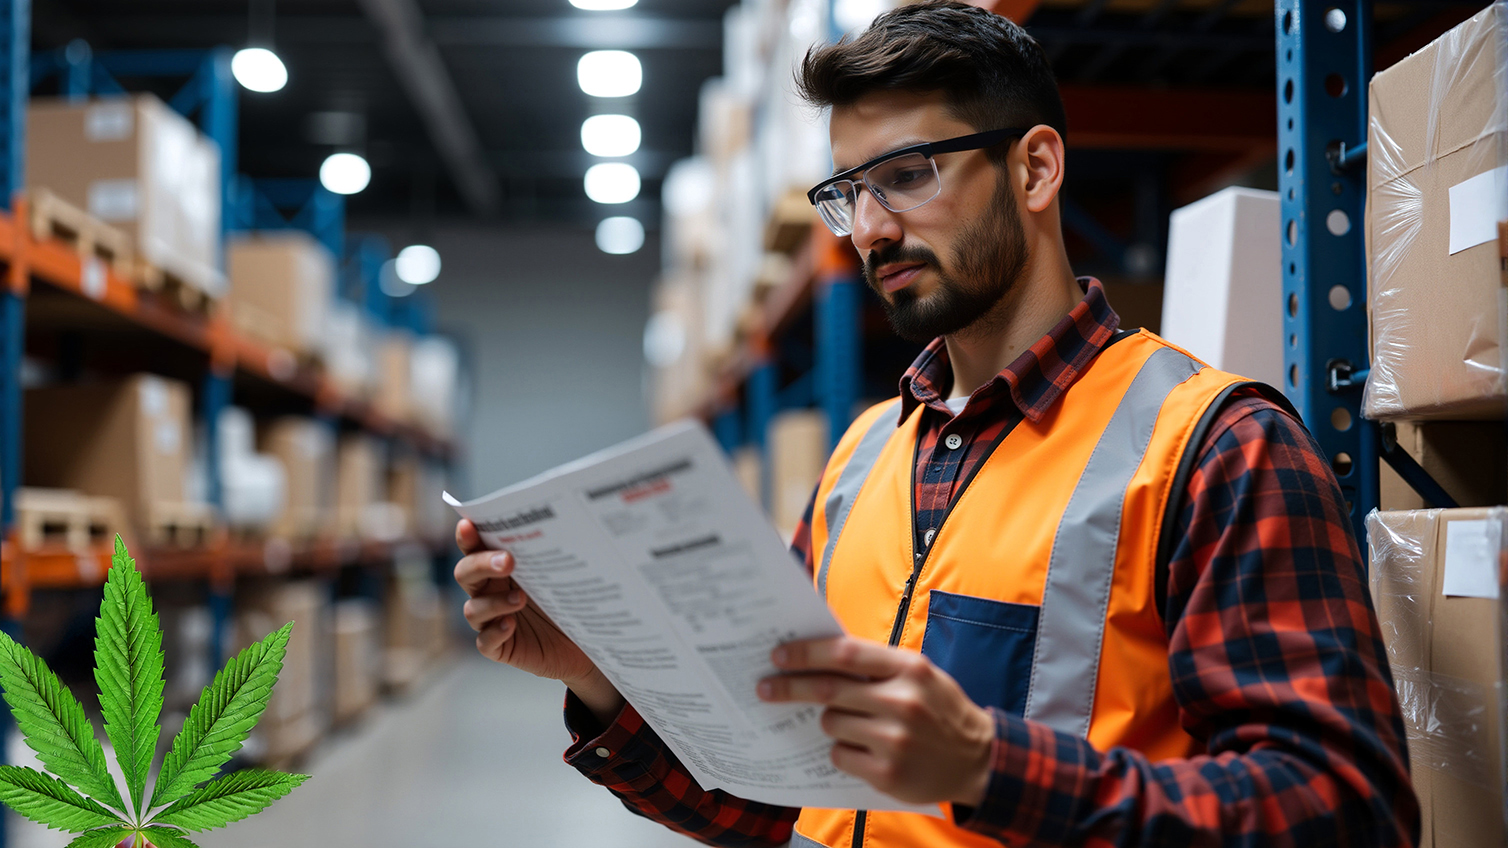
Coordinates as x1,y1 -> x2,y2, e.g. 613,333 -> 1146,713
806,127 -> 1030,235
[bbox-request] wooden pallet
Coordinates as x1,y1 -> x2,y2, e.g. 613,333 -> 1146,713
15,488 -> 126,551
23,188 -> 135,278
146,502 -> 218,548
135,260 -> 219,316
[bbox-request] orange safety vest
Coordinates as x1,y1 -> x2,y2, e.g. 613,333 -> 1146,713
792,330 -> 1289,848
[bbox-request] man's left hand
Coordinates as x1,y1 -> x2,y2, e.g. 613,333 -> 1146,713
757,636 -> 995,807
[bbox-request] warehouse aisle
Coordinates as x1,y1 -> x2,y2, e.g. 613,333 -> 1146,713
7,653 -> 700,848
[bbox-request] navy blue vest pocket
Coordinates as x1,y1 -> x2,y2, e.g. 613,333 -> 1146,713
920,590 -> 1039,718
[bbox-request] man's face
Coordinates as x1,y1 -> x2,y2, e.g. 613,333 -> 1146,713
829,91 -> 1027,343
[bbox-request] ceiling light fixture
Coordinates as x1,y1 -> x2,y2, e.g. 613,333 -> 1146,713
577,51 -> 642,98
584,163 -> 641,204
320,152 -> 371,195
570,0 -> 637,9
395,244 -> 442,285
232,47 -> 287,93
596,217 -> 645,254
581,114 -> 641,158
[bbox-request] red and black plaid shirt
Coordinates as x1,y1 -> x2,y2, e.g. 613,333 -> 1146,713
561,278 -> 1418,847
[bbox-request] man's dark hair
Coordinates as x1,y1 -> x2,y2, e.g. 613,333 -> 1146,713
796,1 -> 1067,162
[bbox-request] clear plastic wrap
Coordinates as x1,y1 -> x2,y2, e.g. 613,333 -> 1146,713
1362,1 -> 1508,420
1366,507 -> 1507,844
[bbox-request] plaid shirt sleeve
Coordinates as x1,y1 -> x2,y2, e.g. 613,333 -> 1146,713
955,393 -> 1419,846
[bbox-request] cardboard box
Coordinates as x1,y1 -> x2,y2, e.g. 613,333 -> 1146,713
409,336 -> 460,437
24,375 -> 195,532
1161,187 -> 1284,389
332,600 -> 379,724
335,435 -> 382,540
227,232 -> 335,357
769,410 -> 829,536
260,418 -> 336,541
26,95 -> 223,298
1379,421 -> 1508,511
732,446 -> 762,507
1367,508 -> 1507,848
1363,3 -> 1507,420
374,332 -> 413,425
236,579 -> 326,724
323,300 -> 376,401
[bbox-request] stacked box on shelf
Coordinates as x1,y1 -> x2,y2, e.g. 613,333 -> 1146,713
23,374 -> 211,545
647,271 -> 713,425
332,599 -> 380,724
1366,508 -> 1506,848
26,95 -> 224,302
335,433 -> 391,542
409,335 -> 461,438
1362,1 -> 1506,421
1359,10 -> 1508,846
215,407 -> 286,536
323,299 -> 378,403
374,331 -> 413,426
383,555 -> 449,693
260,417 -> 337,542
226,231 -> 335,360
236,579 -> 329,764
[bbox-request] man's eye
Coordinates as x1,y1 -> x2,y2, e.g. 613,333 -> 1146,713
890,169 -> 929,186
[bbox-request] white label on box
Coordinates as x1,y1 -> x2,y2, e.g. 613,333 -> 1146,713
1442,518 -> 1502,599
84,102 -> 133,141
81,257 -> 106,300
88,179 -> 139,222
1447,164 -> 1508,254
138,376 -> 167,415
155,421 -> 181,455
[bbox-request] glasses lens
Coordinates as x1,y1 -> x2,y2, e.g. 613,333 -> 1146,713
813,181 -> 857,236
866,153 -> 939,213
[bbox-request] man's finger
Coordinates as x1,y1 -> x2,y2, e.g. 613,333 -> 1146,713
463,589 -> 527,632
455,550 -> 513,597
456,518 -> 483,554
758,673 -> 882,713
819,709 -> 896,753
773,636 -> 911,679
476,615 -> 516,658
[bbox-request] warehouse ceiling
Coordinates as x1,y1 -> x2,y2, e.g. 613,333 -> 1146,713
30,0 -> 1484,234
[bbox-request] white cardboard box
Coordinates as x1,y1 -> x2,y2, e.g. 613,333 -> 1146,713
1161,187 -> 1285,389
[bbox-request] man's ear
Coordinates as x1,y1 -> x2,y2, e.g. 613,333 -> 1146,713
1017,125 -> 1065,215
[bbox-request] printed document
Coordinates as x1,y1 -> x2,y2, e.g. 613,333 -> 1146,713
445,421 -> 931,812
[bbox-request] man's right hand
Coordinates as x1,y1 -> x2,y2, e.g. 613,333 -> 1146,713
454,519 -> 625,722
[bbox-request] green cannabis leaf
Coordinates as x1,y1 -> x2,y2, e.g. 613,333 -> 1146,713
0,535 -> 308,845
94,537 -> 165,815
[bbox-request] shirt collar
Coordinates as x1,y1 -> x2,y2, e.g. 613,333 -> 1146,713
897,277 -> 1122,424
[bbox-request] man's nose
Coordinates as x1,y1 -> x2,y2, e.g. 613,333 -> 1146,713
849,185 -> 902,253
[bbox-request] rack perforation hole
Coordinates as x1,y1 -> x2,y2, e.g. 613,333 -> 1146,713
1283,10 -> 1294,34
1331,407 -> 1353,431
1287,219 -> 1298,246
1284,148 -> 1295,173
1325,73 -> 1347,98
1289,333 -> 1298,348
1328,284 -> 1351,310
1332,451 -> 1354,477
1284,79 -> 1294,103
1289,364 -> 1300,388
1288,293 -> 1299,317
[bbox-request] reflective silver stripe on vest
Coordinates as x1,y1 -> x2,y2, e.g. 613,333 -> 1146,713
1023,345 -> 1201,737
789,832 -> 825,848
818,399 -> 902,600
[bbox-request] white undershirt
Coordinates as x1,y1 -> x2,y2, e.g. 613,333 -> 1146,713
943,396 -> 969,416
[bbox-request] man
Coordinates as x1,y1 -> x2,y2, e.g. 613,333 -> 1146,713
454,3 -> 1417,845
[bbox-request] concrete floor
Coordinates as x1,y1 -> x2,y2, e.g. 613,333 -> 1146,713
8,653 -> 703,848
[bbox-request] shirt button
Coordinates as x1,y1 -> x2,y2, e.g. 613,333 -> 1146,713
944,434 -> 963,450
923,528 -> 936,546
594,747 -> 611,758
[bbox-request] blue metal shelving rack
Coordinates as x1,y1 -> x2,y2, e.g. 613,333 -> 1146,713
1277,0 -> 1380,544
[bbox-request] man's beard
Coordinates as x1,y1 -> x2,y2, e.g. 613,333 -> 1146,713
863,174 -> 1027,344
